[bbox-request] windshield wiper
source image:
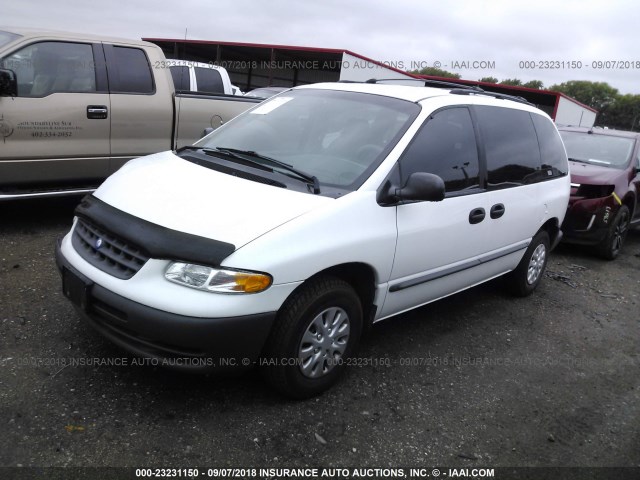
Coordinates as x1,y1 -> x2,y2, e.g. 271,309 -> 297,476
177,145 -> 272,171
568,157 -> 590,164
216,147 -> 321,194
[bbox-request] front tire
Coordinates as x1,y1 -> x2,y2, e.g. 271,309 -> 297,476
261,275 -> 362,399
506,230 -> 550,297
597,205 -> 630,260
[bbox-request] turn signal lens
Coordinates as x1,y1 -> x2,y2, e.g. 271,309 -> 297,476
165,262 -> 272,294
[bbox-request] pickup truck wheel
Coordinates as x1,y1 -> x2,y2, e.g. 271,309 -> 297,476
506,230 -> 549,297
597,205 -> 630,260
261,276 -> 362,399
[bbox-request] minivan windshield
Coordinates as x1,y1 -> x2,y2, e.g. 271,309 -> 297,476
560,131 -> 635,169
196,88 -> 420,190
0,30 -> 21,50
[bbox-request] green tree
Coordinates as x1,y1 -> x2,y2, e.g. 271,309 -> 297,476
550,80 -> 619,112
597,94 -> 640,130
410,67 -> 461,79
478,76 -> 499,83
523,80 -> 544,89
500,78 -> 523,86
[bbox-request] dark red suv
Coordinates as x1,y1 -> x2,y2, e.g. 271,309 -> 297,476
559,126 -> 640,259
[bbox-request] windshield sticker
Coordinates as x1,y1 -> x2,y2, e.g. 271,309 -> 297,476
250,96 -> 294,115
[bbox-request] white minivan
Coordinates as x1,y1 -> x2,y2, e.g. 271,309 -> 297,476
56,82 -> 570,398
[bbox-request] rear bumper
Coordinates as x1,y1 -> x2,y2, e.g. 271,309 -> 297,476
55,239 -> 276,371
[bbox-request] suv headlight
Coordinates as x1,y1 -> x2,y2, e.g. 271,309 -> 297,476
575,184 -> 615,199
165,262 -> 272,294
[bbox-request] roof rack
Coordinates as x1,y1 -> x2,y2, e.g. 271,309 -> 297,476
340,78 -> 535,106
449,88 -> 534,106
364,78 -> 481,91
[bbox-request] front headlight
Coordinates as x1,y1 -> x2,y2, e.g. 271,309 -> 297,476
165,262 -> 272,294
575,184 -> 615,199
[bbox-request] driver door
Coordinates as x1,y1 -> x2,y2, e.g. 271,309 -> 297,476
0,40 -> 110,188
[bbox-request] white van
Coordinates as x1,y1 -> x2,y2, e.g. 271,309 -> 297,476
56,82 -> 570,398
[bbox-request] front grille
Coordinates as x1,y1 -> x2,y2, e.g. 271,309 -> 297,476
72,218 -> 149,279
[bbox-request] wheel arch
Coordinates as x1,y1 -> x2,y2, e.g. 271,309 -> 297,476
622,191 -> 636,218
539,217 -> 561,250
283,262 -> 378,332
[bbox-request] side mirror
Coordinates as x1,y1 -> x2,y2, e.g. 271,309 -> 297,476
0,69 -> 17,97
202,127 -> 214,138
377,172 -> 445,205
398,172 -> 445,202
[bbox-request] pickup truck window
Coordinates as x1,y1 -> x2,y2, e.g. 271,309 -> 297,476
109,46 -> 154,94
170,66 -> 190,91
1,41 -> 96,97
194,67 -> 224,94
399,107 -> 480,194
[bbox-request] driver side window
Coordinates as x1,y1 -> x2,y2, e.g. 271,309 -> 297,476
399,107 -> 480,194
1,41 -> 96,97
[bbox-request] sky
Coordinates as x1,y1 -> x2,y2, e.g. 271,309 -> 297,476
4,0 -> 640,93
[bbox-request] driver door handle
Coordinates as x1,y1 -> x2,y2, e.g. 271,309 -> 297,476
87,105 -> 108,119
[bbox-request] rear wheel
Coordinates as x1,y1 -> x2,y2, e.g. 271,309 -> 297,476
261,276 -> 362,399
506,230 -> 550,297
597,205 -> 630,260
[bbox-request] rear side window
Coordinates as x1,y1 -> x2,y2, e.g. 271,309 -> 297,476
475,106 -> 541,188
170,66 -> 190,91
399,107 -> 480,194
194,67 -> 224,94
109,46 -> 154,94
531,114 -> 568,178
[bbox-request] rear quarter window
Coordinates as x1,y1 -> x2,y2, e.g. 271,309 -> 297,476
194,67 -> 224,94
531,113 -> 568,178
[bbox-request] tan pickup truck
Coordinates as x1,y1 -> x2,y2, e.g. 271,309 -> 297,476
0,28 -> 261,199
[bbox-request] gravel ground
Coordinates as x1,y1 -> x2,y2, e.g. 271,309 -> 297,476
1,196 -> 639,475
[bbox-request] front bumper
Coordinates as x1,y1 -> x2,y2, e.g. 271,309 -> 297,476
55,239 -> 276,371
561,195 -> 619,246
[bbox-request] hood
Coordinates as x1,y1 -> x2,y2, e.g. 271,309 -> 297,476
569,160 -> 626,186
94,151 -> 333,248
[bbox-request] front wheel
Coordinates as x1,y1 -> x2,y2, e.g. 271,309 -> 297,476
597,205 -> 630,260
506,230 -> 550,297
261,276 -> 362,399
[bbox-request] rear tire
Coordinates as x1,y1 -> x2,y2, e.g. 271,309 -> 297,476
597,205 -> 630,260
261,275 -> 362,399
506,230 -> 550,297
